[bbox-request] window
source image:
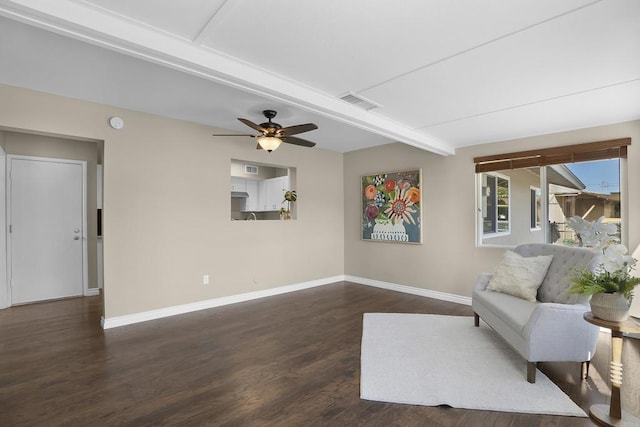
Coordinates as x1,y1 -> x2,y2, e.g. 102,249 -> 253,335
474,137 -> 627,247
480,172 -> 510,236
530,187 -> 541,229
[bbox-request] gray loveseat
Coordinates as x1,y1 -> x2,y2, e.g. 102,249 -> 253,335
472,243 -> 601,383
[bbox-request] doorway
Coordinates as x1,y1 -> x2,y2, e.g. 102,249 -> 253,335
7,155 -> 88,304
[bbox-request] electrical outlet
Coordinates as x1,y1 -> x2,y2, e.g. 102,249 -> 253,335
203,274 -> 209,285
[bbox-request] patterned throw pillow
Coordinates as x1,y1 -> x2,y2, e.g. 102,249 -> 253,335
487,251 -> 554,302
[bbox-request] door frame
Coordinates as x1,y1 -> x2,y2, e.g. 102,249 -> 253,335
6,155 -> 89,304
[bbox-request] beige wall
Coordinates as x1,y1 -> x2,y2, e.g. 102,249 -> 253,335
2,131 -> 99,289
2,82 -> 639,320
0,84 -> 345,318
344,120 -> 640,316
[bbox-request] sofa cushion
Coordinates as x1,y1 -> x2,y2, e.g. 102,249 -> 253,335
473,289 -> 538,334
486,250 -> 553,302
514,243 -> 599,304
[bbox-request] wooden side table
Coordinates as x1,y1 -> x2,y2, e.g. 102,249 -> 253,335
583,312 -> 640,427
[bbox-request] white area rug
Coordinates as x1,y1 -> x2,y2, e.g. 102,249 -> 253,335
360,313 -> 586,417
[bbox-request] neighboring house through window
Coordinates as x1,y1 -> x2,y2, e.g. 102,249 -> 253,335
480,172 -> 510,236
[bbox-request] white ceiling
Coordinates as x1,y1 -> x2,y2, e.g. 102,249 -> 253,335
0,0 -> 638,155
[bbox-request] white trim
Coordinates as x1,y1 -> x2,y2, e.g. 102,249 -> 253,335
101,275 -> 473,329
101,275 -> 345,329
81,161 -> 89,296
482,231 -> 511,239
0,145 -> 6,310
85,288 -> 100,296
345,275 -> 472,306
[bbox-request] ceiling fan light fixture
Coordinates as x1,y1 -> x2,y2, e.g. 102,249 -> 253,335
213,110 -> 317,150
257,136 -> 282,152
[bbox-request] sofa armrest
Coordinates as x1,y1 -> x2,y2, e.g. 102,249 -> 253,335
523,302 -> 599,362
473,273 -> 492,293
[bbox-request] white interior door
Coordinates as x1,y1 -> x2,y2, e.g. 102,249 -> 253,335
8,156 -> 87,304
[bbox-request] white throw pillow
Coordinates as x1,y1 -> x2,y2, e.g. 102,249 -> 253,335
486,251 -> 554,302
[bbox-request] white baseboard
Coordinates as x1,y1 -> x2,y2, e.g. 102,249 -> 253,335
345,275 -> 472,306
101,275 -> 471,330
101,275 -> 344,329
85,288 -> 100,297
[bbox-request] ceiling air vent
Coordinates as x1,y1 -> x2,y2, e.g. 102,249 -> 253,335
244,164 -> 259,175
339,92 -> 382,111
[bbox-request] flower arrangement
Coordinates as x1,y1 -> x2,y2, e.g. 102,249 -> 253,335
568,243 -> 640,302
566,215 -> 618,249
566,216 -> 640,304
281,190 -> 297,220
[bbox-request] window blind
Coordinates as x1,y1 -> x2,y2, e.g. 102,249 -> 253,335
474,138 -> 630,173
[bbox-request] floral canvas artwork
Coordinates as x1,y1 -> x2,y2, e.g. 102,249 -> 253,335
362,169 -> 422,243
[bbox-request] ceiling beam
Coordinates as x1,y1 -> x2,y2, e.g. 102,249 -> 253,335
0,0 -> 455,155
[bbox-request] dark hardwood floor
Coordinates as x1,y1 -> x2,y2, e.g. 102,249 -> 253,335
1,282 -> 638,426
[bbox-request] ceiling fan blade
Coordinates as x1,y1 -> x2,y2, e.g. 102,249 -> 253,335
283,136 -> 316,148
238,118 -> 267,133
278,123 -> 318,136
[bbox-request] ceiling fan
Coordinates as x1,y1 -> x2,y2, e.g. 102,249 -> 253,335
213,110 -> 318,152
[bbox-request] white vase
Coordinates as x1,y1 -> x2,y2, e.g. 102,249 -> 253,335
589,292 -> 630,322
